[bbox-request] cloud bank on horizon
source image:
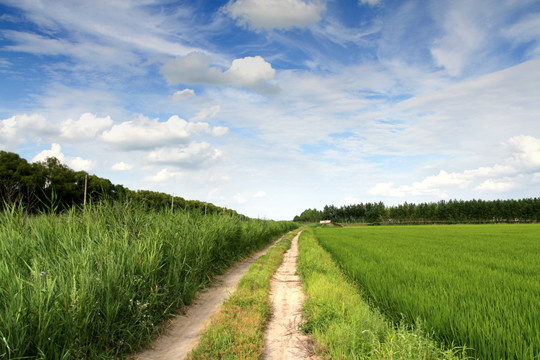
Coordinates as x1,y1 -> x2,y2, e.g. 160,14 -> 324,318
1,0 -> 539,219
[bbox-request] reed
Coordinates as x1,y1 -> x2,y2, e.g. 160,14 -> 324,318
0,201 -> 296,359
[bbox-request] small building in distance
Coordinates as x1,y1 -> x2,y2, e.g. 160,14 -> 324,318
320,220 -> 332,224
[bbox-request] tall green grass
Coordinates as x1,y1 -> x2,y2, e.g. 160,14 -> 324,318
0,201 -> 296,359
314,225 -> 540,360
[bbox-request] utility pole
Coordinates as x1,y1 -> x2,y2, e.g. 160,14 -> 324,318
171,194 -> 174,212
83,174 -> 88,208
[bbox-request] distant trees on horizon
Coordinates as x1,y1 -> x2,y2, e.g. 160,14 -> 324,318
295,198 -> 540,224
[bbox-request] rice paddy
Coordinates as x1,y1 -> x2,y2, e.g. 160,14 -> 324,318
314,224 -> 540,360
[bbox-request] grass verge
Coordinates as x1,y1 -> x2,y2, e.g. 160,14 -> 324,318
297,227 -> 468,360
186,228 -> 301,359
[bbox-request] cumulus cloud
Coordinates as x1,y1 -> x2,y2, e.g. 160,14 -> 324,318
224,0 -> 325,31
172,88 -> 196,101
146,142 -> 223,169
475,179 -> 514,191
368,135 -> 540,198
31,143 -> 96,171
225,56 -> 275,85
100,115 -> 222,150
0,113 -> 53,148
142,168 -> 183,182
111,162 -> 134,171
161,52 -> 278,93
60,112 -> 113,140
31,143 -> 65,163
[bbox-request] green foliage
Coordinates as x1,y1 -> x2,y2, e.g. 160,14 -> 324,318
295,198 -> 540,224
314,225 -> 540,360
0,201 -> 296,359
298,228 -> 466,360
0,150 -> 239,216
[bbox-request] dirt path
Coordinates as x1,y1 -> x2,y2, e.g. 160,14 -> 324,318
132,235 -> 285,360
263,231 -> 319,360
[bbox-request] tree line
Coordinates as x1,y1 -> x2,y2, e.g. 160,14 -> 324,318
0,150 -> 238,216
294,198 -> 540,224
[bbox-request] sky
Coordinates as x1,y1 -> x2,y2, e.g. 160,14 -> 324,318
1,0 -> 540,220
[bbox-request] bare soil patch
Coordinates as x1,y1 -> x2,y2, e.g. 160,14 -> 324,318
263,231 -> 320,360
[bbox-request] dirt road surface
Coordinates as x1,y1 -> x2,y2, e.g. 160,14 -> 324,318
263,231 -> 319,360
132,236 -> 284,360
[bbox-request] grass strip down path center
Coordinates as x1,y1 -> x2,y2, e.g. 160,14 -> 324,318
187,228 -> 302,359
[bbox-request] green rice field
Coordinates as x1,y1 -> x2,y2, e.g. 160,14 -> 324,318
314,224 -> 540,360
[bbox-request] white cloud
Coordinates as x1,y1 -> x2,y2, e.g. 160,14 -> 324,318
475,179 -> 514,191
225,56 -> 275,85
161,52 -> 224,85
429,1 -> 490,76
0,113 -> 53,148
233,193 -> 248,204
368,135 -> 540,199
67,156 -> 97,172
368,182 -> 406,198
358,0 -> 381,6
224,0 -> 325,31
32,143 -> 65,163
31,143 -> 96,171
253,191 -> 266,198
503,12 -> 540,57
506,135 -> 540,171
172,89 -> 196,101
100,115 -> 215,150
143,168 -> 183,182
146,142 -> 223,169
161,52 -> 278,93
111,162 -> 134,171
211,126 -> 229,136
191,105 -> 221,122
60,112 -> 113,140
1,0 -> 199,63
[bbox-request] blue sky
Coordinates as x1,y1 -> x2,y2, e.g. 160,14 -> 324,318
1,0 -> 540,220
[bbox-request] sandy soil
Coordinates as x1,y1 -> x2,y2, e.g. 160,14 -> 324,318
132,235 -> 284,360
263,231 -> 319,360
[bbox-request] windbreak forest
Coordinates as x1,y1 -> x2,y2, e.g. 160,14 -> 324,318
295,198 -> 540,224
